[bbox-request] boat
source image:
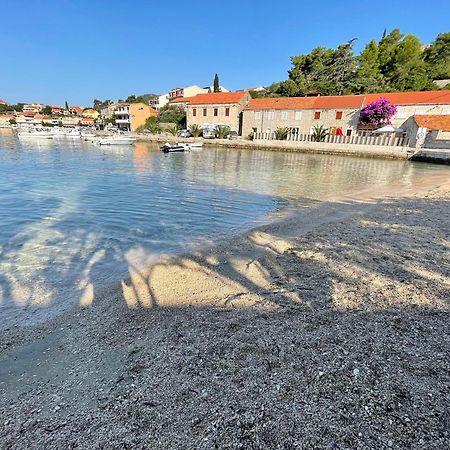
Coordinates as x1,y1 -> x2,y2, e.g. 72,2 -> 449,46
189,142 -> 203,149
18,128 -> 53,139
99,135 -> 136,146
65,128 -> 81,138
160,143 -> 189,153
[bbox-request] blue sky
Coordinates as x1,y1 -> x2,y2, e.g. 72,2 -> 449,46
1,0 -> 448,106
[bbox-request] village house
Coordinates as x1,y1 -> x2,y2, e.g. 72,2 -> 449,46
186,91 -> 251,134
22,103 -> 42,113
69,106 -> 83,116
242,90 -> 450,138
51,105 -> 63,115
114,102 -> 157,131
0,99 -> 7,105
82,108 -> 100,120
403,114 -> 450,149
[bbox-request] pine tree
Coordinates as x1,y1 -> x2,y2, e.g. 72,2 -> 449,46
354,40 -> 384,93
65,101 -> 69,110
388,35 -> 431,91
424,32 -> 450,81
213,74 -> 220,92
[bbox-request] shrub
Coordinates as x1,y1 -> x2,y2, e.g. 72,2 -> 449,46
166,124 -> 179,136
359,98 -> 397,127
311,125 -> 329,142
274,127 -> 289,140
215,125 -> 230,139
190,124 -> 203,137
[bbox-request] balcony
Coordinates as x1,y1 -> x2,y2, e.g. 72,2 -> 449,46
115,118 -> 130,124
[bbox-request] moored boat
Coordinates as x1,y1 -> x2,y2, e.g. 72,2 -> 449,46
160,143 -> 189,153
18,128 -> 53,139
99,135 -> 136,146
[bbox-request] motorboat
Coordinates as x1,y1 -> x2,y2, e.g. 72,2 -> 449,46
99,134 -> 136,146
160,142 -> 189,153
189,142 -> 203,149
18,128 -> 53,139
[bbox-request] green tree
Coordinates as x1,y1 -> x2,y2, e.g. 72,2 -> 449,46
9,118 -> 16,125
354,40 -> 384,93
157,104 -> 186,126
378,28 -> 404,76
190,124 -> 203,137
325,39 -> 358,94
41,105 -> 52,115
388,34 -> 432,91
424,32 -> 450,81
213,74 -> 220,92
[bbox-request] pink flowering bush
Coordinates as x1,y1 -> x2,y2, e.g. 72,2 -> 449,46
359,98 -> 397,127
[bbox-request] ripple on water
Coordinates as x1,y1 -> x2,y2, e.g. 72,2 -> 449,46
0,133 -> 448,327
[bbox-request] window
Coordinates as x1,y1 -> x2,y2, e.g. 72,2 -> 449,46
267,111 -> 274,120
295,111 -> 302,120
314,111 -> 321,120
214,108 -> 218,117
346,129 -> 352,136
203,108 -> 207,117
335,111 -> 343,120
193,108 -> 196,117
255,111 -> 262,120
225,107 -> 230,116
281,111 -> 288,120
395,110 -> 407,119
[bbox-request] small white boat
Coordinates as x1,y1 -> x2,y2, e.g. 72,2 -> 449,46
18,128 -> 53,139
65,129 -> 81,138
81,131 -> 97,141
99,135 -> 136,146
189,142 -> 203,149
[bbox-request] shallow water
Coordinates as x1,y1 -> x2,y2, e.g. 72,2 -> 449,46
0,130 -> 448,327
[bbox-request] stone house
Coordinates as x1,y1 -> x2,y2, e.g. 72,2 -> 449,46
242,90 -> 450,138
403,114 -> 450,149
186,91 -> 251,133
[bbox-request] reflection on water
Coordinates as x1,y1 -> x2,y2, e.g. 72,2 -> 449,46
0,129 -> 447,326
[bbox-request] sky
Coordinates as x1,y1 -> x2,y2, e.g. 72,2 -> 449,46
1,0 -> 448,106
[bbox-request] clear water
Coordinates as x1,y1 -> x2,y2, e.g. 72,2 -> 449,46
0,130 -> 448,327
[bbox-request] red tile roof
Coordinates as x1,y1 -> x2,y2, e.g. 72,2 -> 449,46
414,114 -> 450,131
188,91 -> 249,105
245,90 -> 450,111
170,97 -> 192,104
364,91 -> 450,106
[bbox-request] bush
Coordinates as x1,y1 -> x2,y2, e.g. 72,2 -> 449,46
215,125 -> 230,139
274,127 -> 289,140
166,124 -> 179,136
190,124 -> 203,137
359,98 -> 397,127
311,125 -> 329,142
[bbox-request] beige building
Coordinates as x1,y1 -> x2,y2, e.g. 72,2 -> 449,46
186,91 -> 251,134
114,102 -> 157,131
22,103 -> 42,113
242,90 -> 450,138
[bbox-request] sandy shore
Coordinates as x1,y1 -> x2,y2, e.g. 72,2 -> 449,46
0,179 -> 449,449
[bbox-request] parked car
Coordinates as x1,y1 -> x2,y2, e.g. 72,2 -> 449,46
227,131 -> 239,140
177,129 -> 193,138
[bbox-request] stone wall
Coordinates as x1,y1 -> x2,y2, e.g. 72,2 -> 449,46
242,108 -> 360,137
